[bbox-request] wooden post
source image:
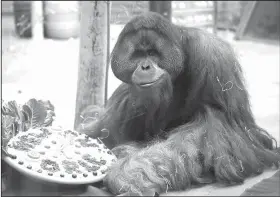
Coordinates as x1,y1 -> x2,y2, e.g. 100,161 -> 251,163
149,1 -> 172,21
213,1 -> 218,35
105,1 -> 111,106
32,1 -> 43,40
13,1 -> 32,38
235,1 -> 257,40
74,1 -> 109,130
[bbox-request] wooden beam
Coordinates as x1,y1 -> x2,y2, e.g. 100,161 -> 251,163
74,1 -> 109,130
235,1 -> 257,40
32,1 -> 43,40
213,1 -> 218,35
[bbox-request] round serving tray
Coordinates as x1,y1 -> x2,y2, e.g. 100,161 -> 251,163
3,126 -> 116,185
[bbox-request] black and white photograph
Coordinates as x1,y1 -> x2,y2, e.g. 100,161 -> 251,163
1,1 -> 280,196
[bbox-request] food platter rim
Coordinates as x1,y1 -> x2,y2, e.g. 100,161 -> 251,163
3,126 -> 114,185
3,156 -> 106,185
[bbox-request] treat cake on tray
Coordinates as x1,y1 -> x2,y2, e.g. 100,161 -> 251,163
3,126 -> 117,185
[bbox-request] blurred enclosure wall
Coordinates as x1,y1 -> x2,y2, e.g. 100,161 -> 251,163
2,1 -> 246,39
111,1 -> 216,32
216,1 -> 249,31
2,1 -> 279,42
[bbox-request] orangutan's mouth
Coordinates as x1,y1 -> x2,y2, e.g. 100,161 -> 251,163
138,76 -> 163,87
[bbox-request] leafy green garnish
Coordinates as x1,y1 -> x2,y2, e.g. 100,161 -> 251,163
1,99 -> 56,149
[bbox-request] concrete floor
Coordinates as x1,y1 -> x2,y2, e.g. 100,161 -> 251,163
2,22 -> 280,195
